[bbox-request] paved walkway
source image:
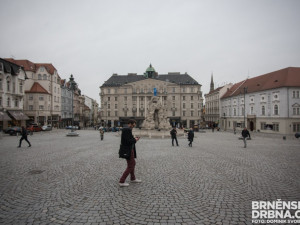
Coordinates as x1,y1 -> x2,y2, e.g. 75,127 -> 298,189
0,130 -> 299,225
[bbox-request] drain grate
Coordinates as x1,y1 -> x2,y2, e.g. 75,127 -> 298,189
28,170 -> 44,175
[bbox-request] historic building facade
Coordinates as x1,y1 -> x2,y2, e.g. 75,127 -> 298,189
220,67 -> 300,135
0,58 -> 28,129
100,65 -> 204,128
204,75 -> 233,128
5,59 -> 62,127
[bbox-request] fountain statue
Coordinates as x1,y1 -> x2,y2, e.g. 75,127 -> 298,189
141,96 -> 172,130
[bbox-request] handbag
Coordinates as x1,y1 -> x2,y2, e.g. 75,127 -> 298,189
119,144 -> 131,159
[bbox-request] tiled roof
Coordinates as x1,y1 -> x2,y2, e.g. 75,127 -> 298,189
221,67 -> 300,99
4,58 -> 57,75
4,58 -> 36,72
101,73 -> 200,87
25,82 -> 49,94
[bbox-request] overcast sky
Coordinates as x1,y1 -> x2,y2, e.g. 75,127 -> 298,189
1,0 -> 299,104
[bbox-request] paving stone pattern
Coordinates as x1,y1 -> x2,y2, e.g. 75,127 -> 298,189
0,130 -> 299,225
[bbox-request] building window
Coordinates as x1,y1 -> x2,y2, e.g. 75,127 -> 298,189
107,89 -> 110,94
7,97 -> 10,107
43,74 -> 47,80
172,96 -> 175,101
251,107 -> 254,114
261,122 -> 266,130
0,78 -> 2,90
12,82 -> 16,93
124,111 -> 127,117
14,98 -> 18,107
29,95 -> 33,101
274,105 -> 279,115
293,123 -> 300,132
273,123 -> 279,132
293,107 -> 300,115
108,97 -> 110,101
191,87 -> 194,93
191,111 -> 194,117
262,106 -> 265,116
38,74 -> 42,80
115,111 -> 118,117
183,103 -> 185,109
0,97 -> 2,106
124,88 -> 127,94
29,105 -> 33,110
182,87 -> 186,93
124,96 -> 127,101
191,96 -> 193,101
19,82 -> 23,93
191,103 -> 193,109
115,104 -> 117,109
39,96 -> 44,101
172,111 -> 175,116
107,111 -> 110,117
115,97 -> 117,101
7,80 -> 10,91
293,91 -> 300,98
183,111 -> 186,116
39,105 -> 44,110
183,96 -> 185,101
173,87 -> 175,93
108,104 -> 110,109
234,108 -> 236,116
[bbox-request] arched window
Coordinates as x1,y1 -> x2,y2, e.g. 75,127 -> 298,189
7,80 -> 10,91
274,105 -> 279,115
262,106 -> 265,116
38,74 -> 42,80
43,74 -> 47,80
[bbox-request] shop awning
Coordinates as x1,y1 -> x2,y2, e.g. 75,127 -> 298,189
7,111 -> 30,120
0,112 -> 12,121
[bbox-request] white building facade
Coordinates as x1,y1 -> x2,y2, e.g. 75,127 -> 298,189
220,67 -> 300,135
0,58 -> 28,129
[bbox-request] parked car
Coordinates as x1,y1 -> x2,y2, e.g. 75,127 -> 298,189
65,125 -> 78,130
27,125 -> 42,132
4,126 -> 22,135
42,125 -> 52,131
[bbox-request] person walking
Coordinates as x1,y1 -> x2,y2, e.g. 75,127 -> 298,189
170,127 -> 179,146
18,126 -> 31,148
241,127 -> 251,148
188,128 -> 194,147
100,129 -> 104,141
119,119 -> 141,187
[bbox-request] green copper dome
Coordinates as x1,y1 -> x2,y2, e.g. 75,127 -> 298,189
144,64 -> 156,78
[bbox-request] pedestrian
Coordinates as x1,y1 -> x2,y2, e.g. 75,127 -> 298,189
170,127 -> 179,146
188,128 -> 194,147
241,127 -> 251,148
100,128 -> 104,140
18,126 -> 31,148
119,119 -> 141,187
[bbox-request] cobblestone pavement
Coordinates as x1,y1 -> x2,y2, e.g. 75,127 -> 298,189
0,130 -> 299,225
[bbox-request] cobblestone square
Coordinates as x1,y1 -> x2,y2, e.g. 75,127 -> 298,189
0,130 -> 299,225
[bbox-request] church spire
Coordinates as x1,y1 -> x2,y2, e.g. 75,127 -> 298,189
210,73 -> 214,92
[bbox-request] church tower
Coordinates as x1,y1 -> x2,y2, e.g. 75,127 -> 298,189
210,73 -> 214,92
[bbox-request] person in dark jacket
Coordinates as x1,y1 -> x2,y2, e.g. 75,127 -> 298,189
188,128 -> 194,147
100,129 -> 104,140
18,126 -> 31,148
241,127 -> 251,148
170,127 -> 179,146
119,119 -> 141,187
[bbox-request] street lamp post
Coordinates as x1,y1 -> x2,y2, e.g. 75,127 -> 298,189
243,87 -> 248,128
67,74 -> 79,137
